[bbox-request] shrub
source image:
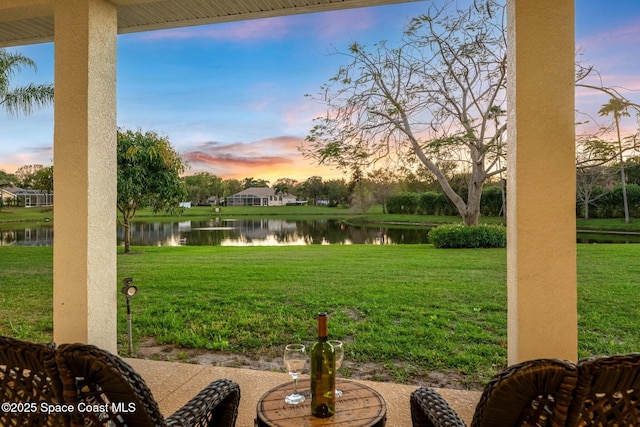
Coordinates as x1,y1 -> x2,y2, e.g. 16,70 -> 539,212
481,186 -> 505,217
428,223 -> 507,248
416,192 -> 457,216
433,193 -> 459,216
386,192 -> 420,214
417,192 -> 439,215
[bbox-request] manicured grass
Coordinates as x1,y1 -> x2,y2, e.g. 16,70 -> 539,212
575,245 -> 640,356
0,206 -> 53,226
0,247 -> 54,342
576,217 -> 640,232
2,244 -> 640,389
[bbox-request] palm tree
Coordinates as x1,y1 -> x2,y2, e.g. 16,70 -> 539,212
598,97 -> 631,223
1,48 -> 54,116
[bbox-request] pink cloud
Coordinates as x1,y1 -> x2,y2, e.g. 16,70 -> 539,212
313,9 -> 375,38
575,17 -> 640,124
578,18 -> 640,52
140,16 -> 293,42
138,8 -> 376,43
0,146 -> 53,173
183,137 -> 300,168
284,100 -> 325,125
181,136 -> 343,181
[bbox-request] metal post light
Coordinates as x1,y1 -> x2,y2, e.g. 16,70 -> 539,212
120,277 -> 138,354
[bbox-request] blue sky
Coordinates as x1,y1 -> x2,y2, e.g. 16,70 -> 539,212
1,1 -> 640,182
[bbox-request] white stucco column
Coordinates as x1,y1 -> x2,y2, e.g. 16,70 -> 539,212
53,0 -> 117,352
506,0 -> 577,363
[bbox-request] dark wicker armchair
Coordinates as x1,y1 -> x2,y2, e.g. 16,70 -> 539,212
410,358 -> 578,427
55,342 -> 240,427
567,352 -> 640,426
0,336 -> 67,427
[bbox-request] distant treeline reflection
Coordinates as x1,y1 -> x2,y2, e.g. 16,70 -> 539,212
1,218 -> 639,246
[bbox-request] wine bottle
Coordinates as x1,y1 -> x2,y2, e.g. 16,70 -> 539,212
310,312 -> 336,418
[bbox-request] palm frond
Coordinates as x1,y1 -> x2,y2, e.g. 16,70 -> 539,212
1,83 -> 54,116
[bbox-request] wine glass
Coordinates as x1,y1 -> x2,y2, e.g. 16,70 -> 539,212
283,344 -> 307,404
328,340 -> 344,398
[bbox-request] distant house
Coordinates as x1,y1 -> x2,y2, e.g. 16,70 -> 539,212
226,187 -> 297,207
0,187 -> 53,207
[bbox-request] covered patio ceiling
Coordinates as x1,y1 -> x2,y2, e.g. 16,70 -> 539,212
0,0 -> 418,47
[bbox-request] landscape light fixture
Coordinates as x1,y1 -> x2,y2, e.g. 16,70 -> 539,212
120,277 -> 138,354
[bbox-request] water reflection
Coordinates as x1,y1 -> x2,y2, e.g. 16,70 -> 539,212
116,219 -> 429,247
0,226 -> 53,246
0,219 -> 431,246
2,219 -> 639,246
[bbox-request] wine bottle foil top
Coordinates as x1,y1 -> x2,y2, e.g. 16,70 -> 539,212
317,312 -> 328,338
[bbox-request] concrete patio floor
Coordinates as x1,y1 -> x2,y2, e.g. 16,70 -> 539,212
126,358 -> 482,426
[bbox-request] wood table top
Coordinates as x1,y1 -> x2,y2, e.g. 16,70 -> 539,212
256,378 -> 386,427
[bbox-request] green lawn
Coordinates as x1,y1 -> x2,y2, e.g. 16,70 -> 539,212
1,244 -> 639,389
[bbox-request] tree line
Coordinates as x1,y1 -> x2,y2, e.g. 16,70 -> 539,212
4,152 -> 640,222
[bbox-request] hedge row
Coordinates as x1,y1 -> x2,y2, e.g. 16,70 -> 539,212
386,187 -> 504,217
578,183 -> 640,219
428,223 -> 507,248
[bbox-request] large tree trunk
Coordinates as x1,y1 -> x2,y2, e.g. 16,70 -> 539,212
615,116 -> 630,224
584,201 -> 590,220
620,163 -> 630,224
463,181 -> 483,226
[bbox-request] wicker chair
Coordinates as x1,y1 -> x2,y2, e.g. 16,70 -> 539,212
0,336 -> 68,426
410,358 -> 578,427
55,342 -> 240,427
566,352 -> 640,426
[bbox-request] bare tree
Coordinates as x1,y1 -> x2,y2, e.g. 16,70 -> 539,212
576,165 -> 611,220
350,170 -> 375,218
576,139 -> 615,220
303,0 -> 507,225
367,167 -> 400,214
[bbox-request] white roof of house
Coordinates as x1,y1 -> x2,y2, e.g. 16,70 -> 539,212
1,186 -> 49,195
231,187 -> 290,198
233,187 -> 275,197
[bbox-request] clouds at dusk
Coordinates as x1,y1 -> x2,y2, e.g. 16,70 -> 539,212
2,1 -> 639,179
139,16 -> 294,42
181,137 -> 341,182
574,15 -> 640,136
0,145 -> 52,172
184,137 -> 297,168
138,7 -> 377,44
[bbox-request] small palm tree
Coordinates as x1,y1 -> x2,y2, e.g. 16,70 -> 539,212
1,48 -> 54,116
598,97 -> 631,223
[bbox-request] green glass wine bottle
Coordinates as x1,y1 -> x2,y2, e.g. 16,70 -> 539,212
310,312 -> 335,418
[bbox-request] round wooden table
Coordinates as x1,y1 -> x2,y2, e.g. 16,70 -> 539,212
255,378 -> 386,426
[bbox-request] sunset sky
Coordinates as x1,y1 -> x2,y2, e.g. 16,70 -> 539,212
1,1 -> 639,183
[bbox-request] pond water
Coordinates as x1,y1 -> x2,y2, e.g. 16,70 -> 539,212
119,218 -> 432,246
1,218 -> 639,246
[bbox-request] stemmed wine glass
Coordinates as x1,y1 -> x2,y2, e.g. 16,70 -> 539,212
328,340 -> 344,398
283,344 -> 307,404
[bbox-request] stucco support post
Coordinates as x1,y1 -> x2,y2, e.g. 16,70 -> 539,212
506,0 -> 577,363
53,0 -> 117,352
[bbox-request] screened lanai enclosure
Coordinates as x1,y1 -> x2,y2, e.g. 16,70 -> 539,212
0,187 -> 53,207
227,194 -> 264,207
